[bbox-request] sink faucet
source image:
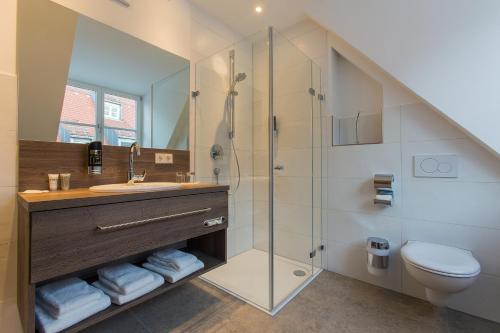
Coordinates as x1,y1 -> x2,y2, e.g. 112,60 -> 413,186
128,142 -> 146,183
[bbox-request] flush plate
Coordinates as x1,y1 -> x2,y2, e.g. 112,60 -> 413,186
414,154 -> 458,178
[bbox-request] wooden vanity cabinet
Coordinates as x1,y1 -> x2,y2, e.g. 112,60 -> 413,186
17,185 -> 229,333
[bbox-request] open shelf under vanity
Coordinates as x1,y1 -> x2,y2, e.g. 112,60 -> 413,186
60,248 -> 225,333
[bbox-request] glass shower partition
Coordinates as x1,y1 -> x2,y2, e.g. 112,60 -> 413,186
196,27 -> 322,314
271,29 -> 322,309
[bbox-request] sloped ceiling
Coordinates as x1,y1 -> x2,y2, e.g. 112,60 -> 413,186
307,0 -> 500,156
189,0 -> 500,156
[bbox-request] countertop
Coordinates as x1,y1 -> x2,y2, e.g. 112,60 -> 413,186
18,183 -> 229,212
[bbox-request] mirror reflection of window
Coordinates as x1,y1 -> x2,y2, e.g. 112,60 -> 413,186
103,93 -> 139,147
57,84 -> 97,144
57,82 -> 140,147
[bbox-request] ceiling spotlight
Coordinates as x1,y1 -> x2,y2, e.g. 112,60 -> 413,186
255,6 -> 263,13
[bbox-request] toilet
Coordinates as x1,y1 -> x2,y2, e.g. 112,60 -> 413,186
401,241 -> 480,306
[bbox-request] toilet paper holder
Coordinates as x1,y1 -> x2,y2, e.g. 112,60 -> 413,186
373,174 -> 394,206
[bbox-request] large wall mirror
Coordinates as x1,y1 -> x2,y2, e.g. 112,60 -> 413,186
17,0 -> 190,150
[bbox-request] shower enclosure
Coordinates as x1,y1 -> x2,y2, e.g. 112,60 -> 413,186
195,28 -> 323,314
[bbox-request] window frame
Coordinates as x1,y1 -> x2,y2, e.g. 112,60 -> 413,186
62,80 -> 142,146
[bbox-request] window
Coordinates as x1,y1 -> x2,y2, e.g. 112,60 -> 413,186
104,101 -> 121,120
58,81 -> 141,146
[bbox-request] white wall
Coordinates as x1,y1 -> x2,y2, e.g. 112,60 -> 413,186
284,18 -> 500,322
0,0 -> 21,331
307,0 -> 500,156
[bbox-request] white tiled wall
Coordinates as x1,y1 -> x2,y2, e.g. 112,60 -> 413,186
286,18 -> 500,322
0,0 -> 20,330
327,106 -> 500,323
398,103 -> 500,321
190,12 -> 255,258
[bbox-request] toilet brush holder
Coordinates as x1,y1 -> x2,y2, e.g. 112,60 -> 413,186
367,237 -> 390,276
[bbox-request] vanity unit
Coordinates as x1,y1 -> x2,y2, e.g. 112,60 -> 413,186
17,184 -> 229,333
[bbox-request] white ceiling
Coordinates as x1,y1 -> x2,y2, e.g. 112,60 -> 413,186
69,16 -> 189,96
189,0 -> 313,36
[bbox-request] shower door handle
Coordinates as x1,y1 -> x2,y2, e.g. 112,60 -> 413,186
274,165 -> 284,170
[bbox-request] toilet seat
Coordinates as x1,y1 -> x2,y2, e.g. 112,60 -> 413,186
401,241 -> 480,278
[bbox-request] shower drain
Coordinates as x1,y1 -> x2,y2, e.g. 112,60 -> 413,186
293,270 -> 306,277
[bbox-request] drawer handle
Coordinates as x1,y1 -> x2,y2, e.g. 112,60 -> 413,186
96,208 -> 212,232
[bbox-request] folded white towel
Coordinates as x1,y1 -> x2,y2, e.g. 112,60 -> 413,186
36,278 -> 103,318
143,259 -> 204,283
97,263 -> 155,294
92,272 -> 164,305
35,292 -> 111,333
150,249 -> 197,271
375,194 -> 392,201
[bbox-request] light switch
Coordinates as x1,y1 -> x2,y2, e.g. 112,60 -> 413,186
155,153 -> 173,164
414,154 -> 458,178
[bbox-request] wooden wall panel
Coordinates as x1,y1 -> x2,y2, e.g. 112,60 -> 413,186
18,140 -> 189,191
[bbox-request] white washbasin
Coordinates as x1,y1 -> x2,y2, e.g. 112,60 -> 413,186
89,182 -> 183,193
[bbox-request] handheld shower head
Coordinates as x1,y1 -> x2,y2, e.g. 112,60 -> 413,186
230,72 -> 247,91
235,72 -> 247,82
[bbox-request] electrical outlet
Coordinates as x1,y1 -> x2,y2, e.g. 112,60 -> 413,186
155,153 -> 173,164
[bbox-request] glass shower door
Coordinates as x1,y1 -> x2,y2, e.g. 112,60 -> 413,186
196,30 -> 273,312
271,29 -> 316,309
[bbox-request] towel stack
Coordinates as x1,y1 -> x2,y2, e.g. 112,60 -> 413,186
142,249 -> 204,283
35,278 -> 111,333
92,263 -> 164,305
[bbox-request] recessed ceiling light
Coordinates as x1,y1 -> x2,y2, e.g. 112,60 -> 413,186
255,6 -> 263,14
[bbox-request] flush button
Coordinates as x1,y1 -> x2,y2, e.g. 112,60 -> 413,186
414,154 -> 458,178
438,162 -> 452,173
420,158 -> 438,173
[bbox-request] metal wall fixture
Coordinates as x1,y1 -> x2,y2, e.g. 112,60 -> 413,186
210,144 -> 224,160
373,174 -> 394,206
366,237 -> 390,276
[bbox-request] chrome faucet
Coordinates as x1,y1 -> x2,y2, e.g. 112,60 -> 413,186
128,142 -> 146,183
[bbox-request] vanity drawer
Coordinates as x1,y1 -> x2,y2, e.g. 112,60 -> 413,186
30,191 -> 228,283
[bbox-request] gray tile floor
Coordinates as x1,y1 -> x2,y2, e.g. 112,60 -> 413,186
83,271 -> 500,333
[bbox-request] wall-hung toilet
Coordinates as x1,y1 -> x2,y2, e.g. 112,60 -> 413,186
401,241 -> 480,307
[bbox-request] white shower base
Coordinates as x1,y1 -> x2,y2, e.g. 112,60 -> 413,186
201,249 -> 321,314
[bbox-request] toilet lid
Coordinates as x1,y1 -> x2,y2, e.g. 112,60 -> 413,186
402,241 -> 480,277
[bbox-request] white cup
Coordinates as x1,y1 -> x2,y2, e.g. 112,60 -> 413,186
48,174 -> 59,191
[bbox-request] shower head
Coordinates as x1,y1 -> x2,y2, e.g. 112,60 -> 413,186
230,72 -> 247,91
235,72 -> 247,82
